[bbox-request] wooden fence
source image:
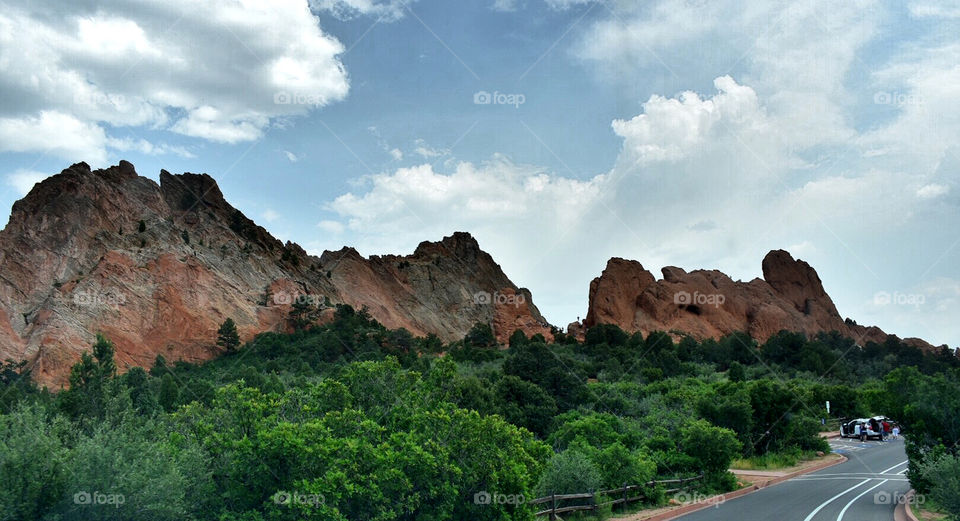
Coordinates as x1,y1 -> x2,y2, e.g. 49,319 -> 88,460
529,474 -> 704,520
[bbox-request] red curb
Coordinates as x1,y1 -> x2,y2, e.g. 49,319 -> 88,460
627,454 -> 848,521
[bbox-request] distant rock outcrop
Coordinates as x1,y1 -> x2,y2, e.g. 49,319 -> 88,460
569,250 -> 936,350
0,161 -> 551,386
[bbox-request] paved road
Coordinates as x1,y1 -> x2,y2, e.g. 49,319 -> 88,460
677,438 -> 910,521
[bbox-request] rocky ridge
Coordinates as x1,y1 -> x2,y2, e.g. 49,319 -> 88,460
0,161 -> 551,386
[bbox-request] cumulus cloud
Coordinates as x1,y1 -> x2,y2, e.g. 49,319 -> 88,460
611,76 -> 766,164
0,0 -> 350,162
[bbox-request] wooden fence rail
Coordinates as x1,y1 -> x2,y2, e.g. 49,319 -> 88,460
530,474 -> 704,520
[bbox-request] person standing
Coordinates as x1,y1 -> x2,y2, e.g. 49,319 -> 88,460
892,424 -> 900,440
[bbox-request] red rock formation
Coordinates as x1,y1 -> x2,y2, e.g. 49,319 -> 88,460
0,161 -> 551,387
573,251 -> 937,350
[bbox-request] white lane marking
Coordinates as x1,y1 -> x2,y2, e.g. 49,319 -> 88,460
801,473 -> 906,477
802,479 -> 871,521
837,479 -> 888,521
793,477 -> 908,482
880,460 -> 908,474
897,468 -> 908,475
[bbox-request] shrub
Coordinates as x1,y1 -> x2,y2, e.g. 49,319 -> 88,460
535,450 -> 603,496
922,453 -> 960,519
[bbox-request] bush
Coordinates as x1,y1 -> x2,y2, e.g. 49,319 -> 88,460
679,419 -> 742,475
922,453 -> 960,519
535,450 -> 603,496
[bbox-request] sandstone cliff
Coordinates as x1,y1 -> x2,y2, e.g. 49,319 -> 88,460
0,161 -> 552,386
571,251 -> 935,350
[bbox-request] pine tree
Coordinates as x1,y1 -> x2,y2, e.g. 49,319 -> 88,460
158,373 -> 179,412
217,318 -> 240,352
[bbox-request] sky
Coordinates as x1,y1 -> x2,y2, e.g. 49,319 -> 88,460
1,0 -> 958,346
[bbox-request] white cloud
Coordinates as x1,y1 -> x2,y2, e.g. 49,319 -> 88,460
611,76 -> 766,164
0,111 -> 109,164
413,138 -> 447,159
909,0 -> 960,18
917,183 -> 949,199
389,148 -> 403,160
262,209 -> 281,223
0,0 -> 349,161
308,0 -> 415,21
318,219 -> 346,234
5,169 -> 49,196
283,150 -> 300,162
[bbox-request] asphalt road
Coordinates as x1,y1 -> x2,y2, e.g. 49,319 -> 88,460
677,438 -> 911,521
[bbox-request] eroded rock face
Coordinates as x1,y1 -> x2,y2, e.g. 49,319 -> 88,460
0,162 -> 551,387
575,251 -> 935,350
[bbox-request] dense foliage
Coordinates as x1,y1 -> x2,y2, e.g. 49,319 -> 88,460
0,306 -> 955,520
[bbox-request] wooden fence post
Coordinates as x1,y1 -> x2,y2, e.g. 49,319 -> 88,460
550,493 -> 556,521
622,482 -> 628,510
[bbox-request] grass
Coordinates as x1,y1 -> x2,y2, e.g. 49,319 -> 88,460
910,498 -> 949,520
730,450 -> 822,471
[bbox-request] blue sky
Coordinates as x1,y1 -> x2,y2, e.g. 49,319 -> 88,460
1,0 -> 959,346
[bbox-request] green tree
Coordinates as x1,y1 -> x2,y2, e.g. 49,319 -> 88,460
217,318 -> 241,352
535,450 -> 603,496
464,322 -> 496,348
921,453 -> 960,519
679,419 -> 742,475
508,329 -> 528,347
289,298 -> 319,331
60,334 -> 118,420
158,373 -> 179,412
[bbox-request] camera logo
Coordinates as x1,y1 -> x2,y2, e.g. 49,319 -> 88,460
673,290 -> 725,308
873,290 -> 924,307
473,90 -> 525,107
874,491 -> 924,505
273,490 -> 324,507
274,91 -> 292,104
473,291 -> 492,305
674,491 -> 724,507
73,490 -> 124,507
474,491 -> 524,506
72,290 -> 126,307
473,291 -> 525,307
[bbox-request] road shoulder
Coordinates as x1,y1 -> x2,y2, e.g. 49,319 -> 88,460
612,453 -> 848,521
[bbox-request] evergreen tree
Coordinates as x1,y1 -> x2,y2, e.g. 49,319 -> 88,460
217,318 -> 240,352
158,373 -> 179,412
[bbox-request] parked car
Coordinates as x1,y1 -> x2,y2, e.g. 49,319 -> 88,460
840,416 -> 890,440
